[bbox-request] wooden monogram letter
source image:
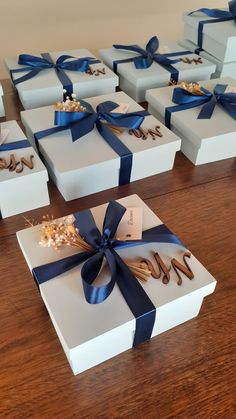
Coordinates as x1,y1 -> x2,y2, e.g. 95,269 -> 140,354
171,252 -> 194,286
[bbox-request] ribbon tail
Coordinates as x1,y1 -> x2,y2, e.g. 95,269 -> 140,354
32,250 -> 94,287
10,68 -> 43,85
113,250 -> 156,347
197,96 -> 217,119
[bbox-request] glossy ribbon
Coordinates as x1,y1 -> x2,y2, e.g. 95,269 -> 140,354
165,84 -> 236,128
0,139 -> 31,152
189,1 -> 236,49
35,100 -> 149,186
113,36 -> 191,83
32,200 -> 184,347
10,53 -> 100,94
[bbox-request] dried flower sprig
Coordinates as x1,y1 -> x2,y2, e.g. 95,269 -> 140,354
24,215 -> 92,252
179,81 -> 205,96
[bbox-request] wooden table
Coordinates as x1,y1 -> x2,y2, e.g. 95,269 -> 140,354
0,80 -> 235,419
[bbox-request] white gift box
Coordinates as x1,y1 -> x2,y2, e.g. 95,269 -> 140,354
99,42 -> 216,102
0,120 -> 49,218
5,49 -> 118,110
146,77 -> 236,165
179,38 -> 236,79
183,10 -> 236,63
21,91 -> 181,201
0,83 -> 5,117
17,194 -> 217,375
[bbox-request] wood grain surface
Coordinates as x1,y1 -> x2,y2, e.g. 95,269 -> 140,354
0,80 -> 235,419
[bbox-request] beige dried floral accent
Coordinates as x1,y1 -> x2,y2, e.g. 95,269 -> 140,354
179,81 -> 205,96
54,92 -> 86,113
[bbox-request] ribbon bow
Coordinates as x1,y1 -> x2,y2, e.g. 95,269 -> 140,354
10,53 -> 100,94
35,100 -> 149,185
189,1 -> 236,49
165,84 -> 236,128
33,200 -> 184,346
114,36 -> 180,70
54,100 -> 147,141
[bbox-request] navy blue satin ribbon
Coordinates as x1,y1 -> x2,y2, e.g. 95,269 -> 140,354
0,139 -> 31,152
32,200 -> 184,347
113,36 -> 191,83
189,1 -> 236,49
165,84 -> 236,128
194,47 -> 204,55
35,100 -> 149,186
10,53 -> 100,95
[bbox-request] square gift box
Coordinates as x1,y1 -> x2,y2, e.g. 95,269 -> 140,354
99,39 -> 216,102
179,38 -> 236,79
16,194 -> 217,375
183,8 -> 236,63
0,82 -> 5,117
21,90 -> 181,201
5,48 -> 118,110
146,77 -> 236,165
0,120 -> 49,218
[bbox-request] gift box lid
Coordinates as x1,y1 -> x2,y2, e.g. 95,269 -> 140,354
5,49 -> 118,106
99,42 -> 216,87
21,91 -> 180,180
16,194 -> 216,351
146,77 -> 236,148
183,11 -> 236,48
0,120 -> 48,183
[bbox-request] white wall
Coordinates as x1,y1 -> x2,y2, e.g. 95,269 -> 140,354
0,0 -> 225,78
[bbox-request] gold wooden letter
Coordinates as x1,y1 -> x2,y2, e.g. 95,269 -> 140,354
171,252 -> 194,286
154,252 -> 171,284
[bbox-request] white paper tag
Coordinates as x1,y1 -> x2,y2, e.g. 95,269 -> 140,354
225,85 -> 236,94
111,103 -> 130,114
158,45 -> 171,54
116,207 -> 143,241
0,129 -> 9,146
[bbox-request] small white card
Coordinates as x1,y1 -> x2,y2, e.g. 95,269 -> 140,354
225,85 -> 236,94
111,103 -> 130,113
159,45 -> 171,54
0,129 -> 9,146
116,207 -> 143,240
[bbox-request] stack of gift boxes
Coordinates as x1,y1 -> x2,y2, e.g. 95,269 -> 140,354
2,2 -> 236,374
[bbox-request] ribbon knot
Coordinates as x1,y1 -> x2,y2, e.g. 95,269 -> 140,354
99,230 -> 112,251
